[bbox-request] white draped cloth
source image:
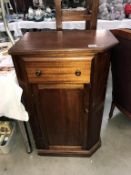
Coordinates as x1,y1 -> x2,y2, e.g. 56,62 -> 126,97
1,19 -> 131,37
0,55 -> 29,121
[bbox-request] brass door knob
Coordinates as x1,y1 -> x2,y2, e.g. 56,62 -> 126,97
35,70 -> 42,77
75,70 -> 81,76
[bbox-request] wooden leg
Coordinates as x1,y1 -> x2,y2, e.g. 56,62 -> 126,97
109,102 -> 115,119
18,121 -> 32,153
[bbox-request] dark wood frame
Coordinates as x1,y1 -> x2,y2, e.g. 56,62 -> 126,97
54,0 -> 99,30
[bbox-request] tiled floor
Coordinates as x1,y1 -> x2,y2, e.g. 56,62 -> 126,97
0,72 -> 131,175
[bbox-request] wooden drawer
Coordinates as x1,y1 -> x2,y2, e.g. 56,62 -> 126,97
25,60 -> 92,84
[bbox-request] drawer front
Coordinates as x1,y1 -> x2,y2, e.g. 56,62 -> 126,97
25,60 -> 91,84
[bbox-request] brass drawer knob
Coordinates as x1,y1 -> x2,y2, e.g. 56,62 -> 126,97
75,70 -> 81,76
35,70 -> 42,77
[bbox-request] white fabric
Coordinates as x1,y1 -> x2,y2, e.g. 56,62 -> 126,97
0,19 -> 131,36
0,56 -> 29,121
97,19 -> 131,30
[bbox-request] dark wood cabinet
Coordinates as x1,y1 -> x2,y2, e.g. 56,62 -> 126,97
9,30 -> 118,156
109,29 -> 131,119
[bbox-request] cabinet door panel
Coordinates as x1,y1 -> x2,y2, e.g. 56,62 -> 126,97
32,85 -> 88,147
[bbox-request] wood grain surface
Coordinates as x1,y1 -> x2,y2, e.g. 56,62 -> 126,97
25,60 -> 91,83
10,30 -> 118,156
9,30 -> 118,55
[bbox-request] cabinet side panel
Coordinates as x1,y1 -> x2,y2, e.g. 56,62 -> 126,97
87,52 -> 110,149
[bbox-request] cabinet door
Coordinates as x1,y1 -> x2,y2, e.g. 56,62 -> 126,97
31,84 -> 89,150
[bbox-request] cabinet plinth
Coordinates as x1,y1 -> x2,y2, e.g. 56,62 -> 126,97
9,30 -> 118,156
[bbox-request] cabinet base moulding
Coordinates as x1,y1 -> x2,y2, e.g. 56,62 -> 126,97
37,139 -> 101,156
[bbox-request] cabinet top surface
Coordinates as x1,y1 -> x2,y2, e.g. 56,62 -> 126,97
9,30 -> 118,56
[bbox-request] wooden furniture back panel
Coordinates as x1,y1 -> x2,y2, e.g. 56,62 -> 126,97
111,29 -> 131,117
